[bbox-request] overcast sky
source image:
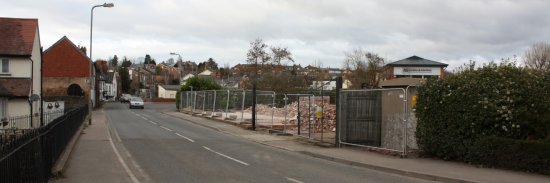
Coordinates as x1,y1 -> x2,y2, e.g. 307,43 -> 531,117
3,0 -> 550,70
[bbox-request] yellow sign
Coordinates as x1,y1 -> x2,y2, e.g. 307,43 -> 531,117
315,106 -> 323,118
412,95 -> 417,107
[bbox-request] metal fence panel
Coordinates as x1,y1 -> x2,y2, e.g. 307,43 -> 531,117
338,89 -> 407,155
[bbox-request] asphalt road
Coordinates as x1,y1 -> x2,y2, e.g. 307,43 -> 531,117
105,102 -> 431,183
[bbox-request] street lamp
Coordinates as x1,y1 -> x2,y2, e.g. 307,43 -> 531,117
89,2 -> 114,125
170,52 -> 181,57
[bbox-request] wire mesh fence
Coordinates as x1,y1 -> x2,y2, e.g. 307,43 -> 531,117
180,89 -> 337,144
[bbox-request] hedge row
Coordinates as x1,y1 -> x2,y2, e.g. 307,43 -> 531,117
416,62 -> 550,174
472,137 -> 550,174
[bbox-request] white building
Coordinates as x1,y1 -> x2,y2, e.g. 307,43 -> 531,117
104,71 -> 118,101
158,85 -> 180,99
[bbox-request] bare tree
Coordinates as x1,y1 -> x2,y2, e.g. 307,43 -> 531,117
246,38 -> 271,76
271,46 -> 294,65
524,42 -> 550,71
343,49 -> 385,89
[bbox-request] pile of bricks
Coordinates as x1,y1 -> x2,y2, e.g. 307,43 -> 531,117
243,100 -> 337,133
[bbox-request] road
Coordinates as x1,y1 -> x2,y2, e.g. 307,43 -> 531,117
105,102 -> 432,183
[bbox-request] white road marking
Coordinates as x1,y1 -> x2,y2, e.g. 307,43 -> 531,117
141,117 -> 147,120
174,133 -> 195,142
159,126 -> 173,132
148,120 -> 157,125
203,146 -> 249,166
285,177 -> 304,183
107,129 -> 140,183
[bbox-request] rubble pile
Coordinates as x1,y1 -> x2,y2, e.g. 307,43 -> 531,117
244,99 -> 336,132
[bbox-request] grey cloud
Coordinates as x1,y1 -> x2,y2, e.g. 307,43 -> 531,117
3,0 -> 550,69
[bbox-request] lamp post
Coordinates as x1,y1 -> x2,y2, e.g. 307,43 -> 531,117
89,2 -> 114,125
170,52 -> 183,79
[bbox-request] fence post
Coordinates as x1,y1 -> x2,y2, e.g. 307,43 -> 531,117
401,86 -> 409,158
193,91 -> 197,112
271,92 -> 275,129
252,83 -> 256,130
225,90 -> 230,119
283,94 -> 288,133
241,90 -> 245,123
202,91 -> 205,113
335,76 -> 342,147
297,97 -> 301,135
213,90 -> 217,116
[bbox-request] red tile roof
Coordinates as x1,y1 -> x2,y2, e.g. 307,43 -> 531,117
0,17 -> 38,56
43,36 -> 92,77
0,78 -> 31,97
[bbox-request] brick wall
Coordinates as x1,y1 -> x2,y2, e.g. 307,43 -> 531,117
143,98 -> 176,103
43,77 -> 90,100
43,37 -> 90,77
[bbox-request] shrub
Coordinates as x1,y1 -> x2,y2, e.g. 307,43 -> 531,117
416,62 -> 550,173
175,77 -> 222,109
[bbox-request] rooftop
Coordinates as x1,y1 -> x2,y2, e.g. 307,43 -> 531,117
160,85 -> 181,91
386,56 -> 448,67
0,17 -> 39,56
0,78 -> 31,97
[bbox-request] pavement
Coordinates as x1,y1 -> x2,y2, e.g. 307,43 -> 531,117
52,107 -> 550,183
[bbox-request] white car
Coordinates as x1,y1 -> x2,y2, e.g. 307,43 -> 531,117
129,97 -> 144,109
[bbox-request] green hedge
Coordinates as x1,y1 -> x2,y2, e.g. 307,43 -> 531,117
416,62 -> 550,174
471,137 -> 550,174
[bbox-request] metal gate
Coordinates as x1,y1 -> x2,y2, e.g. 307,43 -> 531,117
341,91 -> 382,146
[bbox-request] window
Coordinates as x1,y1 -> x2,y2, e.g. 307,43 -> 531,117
1,58 -> 9,73
0,98 -> 7,120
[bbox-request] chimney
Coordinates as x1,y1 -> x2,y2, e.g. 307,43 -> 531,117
79,46 -> 87,55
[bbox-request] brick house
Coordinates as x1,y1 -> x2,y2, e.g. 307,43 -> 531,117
43,36 -> 92,107
0,17 -> 43,126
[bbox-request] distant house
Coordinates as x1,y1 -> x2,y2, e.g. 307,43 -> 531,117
174,60 -> 197,76
104,71 -> 118,101
156,63 -> 180,85
0,17 -> 42,126
180,73 -> 195,85
384,56 -> 448,80
158,85 -> 179,99
198,69 -> 213,77
310,80 -> 337,90
129,67 -> 154,98
94,60 -> 109,102
43,36 -> 92,108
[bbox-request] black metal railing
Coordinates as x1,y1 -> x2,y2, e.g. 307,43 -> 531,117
0,105 -> 88,183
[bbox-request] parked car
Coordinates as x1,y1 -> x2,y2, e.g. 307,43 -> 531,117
120,94 -> 132,103
129,97 -> 144,109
